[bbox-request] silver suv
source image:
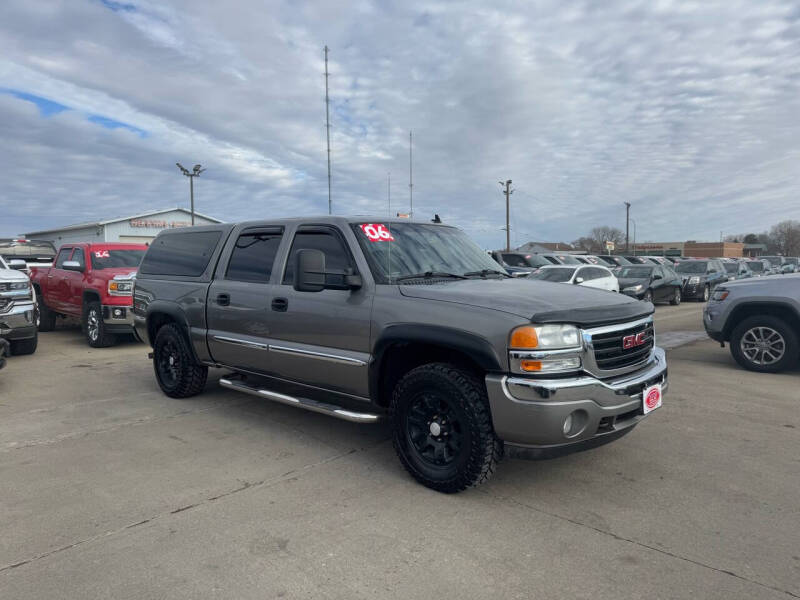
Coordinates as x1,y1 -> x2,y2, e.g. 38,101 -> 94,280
704,274 -> 800,372
133,217 -> 668,492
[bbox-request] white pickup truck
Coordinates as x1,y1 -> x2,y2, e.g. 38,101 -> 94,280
0,255 -> 38,355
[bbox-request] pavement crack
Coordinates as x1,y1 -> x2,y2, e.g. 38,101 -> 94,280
0,398 -> 254,453
0,440 -> 386,575
492,492 -> 799,598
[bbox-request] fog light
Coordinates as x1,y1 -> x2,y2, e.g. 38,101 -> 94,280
112,308 -> 125,318
562,414 -> 573,435
562,409 -> 589,438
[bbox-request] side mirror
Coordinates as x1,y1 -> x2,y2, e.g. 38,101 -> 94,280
7,259 -> 27,270
294,250 -> 363,292
574,277 -> 584,284
62,260 -> 84,272
652,273 -> 662,280
294,249 -> 326,292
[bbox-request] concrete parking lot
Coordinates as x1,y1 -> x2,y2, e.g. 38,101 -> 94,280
0,304 -> 798,599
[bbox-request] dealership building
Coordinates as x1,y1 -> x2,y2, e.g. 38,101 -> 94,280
629,241 -> 746,258
23,208 -> 222,246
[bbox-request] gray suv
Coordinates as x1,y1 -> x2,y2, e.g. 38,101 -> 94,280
133,217 -> 668,492
704,274 -> 800,372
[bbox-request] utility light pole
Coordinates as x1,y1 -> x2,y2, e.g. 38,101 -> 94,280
409,131 -> 413,218
630,218 -> 637,256
624,202 -> 631,252
324,45 -> 332,215
176,163 -> 205,225
499,179 -> 513,251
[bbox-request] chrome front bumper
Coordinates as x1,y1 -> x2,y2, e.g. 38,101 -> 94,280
486,347 -> 667,449
102,304 -> 135,334
0,301 -> 37,340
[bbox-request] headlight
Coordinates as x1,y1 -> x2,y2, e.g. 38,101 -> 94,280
108,280 -> 133,295
0,281 -> 30,291
688,276 -> 700,285
711,288 -> 729,302
623,284 -> 643,293
509,324 -> 582,374
510,324 -> 581,350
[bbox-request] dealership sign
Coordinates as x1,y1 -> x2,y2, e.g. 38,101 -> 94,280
129,219 -> 191,229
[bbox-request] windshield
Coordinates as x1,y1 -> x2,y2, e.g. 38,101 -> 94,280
501,253 -> 531,267
723,263 -> 738,273
785,257 -> 798,265
617,266 -> 654,279
90,249 -> 145,269
675,261 -> 707,273
761,256 -> 782,265
552,254 -> 581,264
530,267 -> 575,282
747,261 -> 764,271
353,223 -> 501,282
598,255 -> 630,267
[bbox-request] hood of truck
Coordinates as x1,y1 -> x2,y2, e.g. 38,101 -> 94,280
0,268 -> 30,283
92,268 -> 138,281
398,278 -> 651,326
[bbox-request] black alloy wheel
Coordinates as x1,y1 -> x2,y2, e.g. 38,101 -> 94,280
391,363 -> 501,493
670,287 -> 681,305
643,289 -> 653,303
152,323 -> 208,398
405,392 -> 463,468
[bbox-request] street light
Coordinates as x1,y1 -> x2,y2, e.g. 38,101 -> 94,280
176,162 -> 205,225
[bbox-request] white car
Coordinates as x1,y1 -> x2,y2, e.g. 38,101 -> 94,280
528,264 -> 619,292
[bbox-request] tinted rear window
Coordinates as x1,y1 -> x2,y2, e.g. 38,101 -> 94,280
139,231 -> 221,276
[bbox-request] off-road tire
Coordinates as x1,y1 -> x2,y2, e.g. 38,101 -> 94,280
390,363 -> 502,493
670,288 -> 681,305
83,302 -> 116,348
730,315 -> 798,373
10,330 -> 37,355
37,296 -> 57,332
153,323 -> 208,398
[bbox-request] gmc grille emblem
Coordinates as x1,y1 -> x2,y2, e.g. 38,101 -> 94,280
622,332 -> 647,350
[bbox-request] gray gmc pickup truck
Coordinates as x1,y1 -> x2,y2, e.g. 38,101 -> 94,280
133,217 -> 667,492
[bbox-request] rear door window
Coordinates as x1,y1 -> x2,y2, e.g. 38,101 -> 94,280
226,230 -> 283,283
139,231 -> 222,277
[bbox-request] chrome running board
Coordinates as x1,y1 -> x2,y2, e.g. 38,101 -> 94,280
218,374 -> 380,424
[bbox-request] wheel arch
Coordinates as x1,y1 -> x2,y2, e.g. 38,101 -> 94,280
145,302 -> 202,364
723,302 -> 800,340
82,289 -> 102,309
369,324 -> 503,407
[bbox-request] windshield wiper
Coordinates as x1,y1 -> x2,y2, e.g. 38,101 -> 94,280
463,269 -> 512,279
395,271 -> 469,282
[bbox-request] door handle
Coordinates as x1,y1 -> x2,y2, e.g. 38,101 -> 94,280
271,297 -> 288,312
216,293 -> 230,306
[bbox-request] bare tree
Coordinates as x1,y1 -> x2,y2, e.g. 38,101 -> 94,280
769,220 -> 800,256
572,236 -> 600,253
589,226 -> 625,252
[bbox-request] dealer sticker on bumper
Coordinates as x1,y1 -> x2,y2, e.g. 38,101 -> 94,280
642,384 -> 662,415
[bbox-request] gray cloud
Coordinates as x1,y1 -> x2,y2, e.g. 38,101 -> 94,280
1,0 -> 800,248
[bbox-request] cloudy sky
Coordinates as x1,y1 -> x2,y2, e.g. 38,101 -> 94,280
2,0 -> 800,249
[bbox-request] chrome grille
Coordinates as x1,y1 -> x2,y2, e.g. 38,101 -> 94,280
590,320 -> 654,371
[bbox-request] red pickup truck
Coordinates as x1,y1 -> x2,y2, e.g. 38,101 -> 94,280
30,243 -> 148,347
